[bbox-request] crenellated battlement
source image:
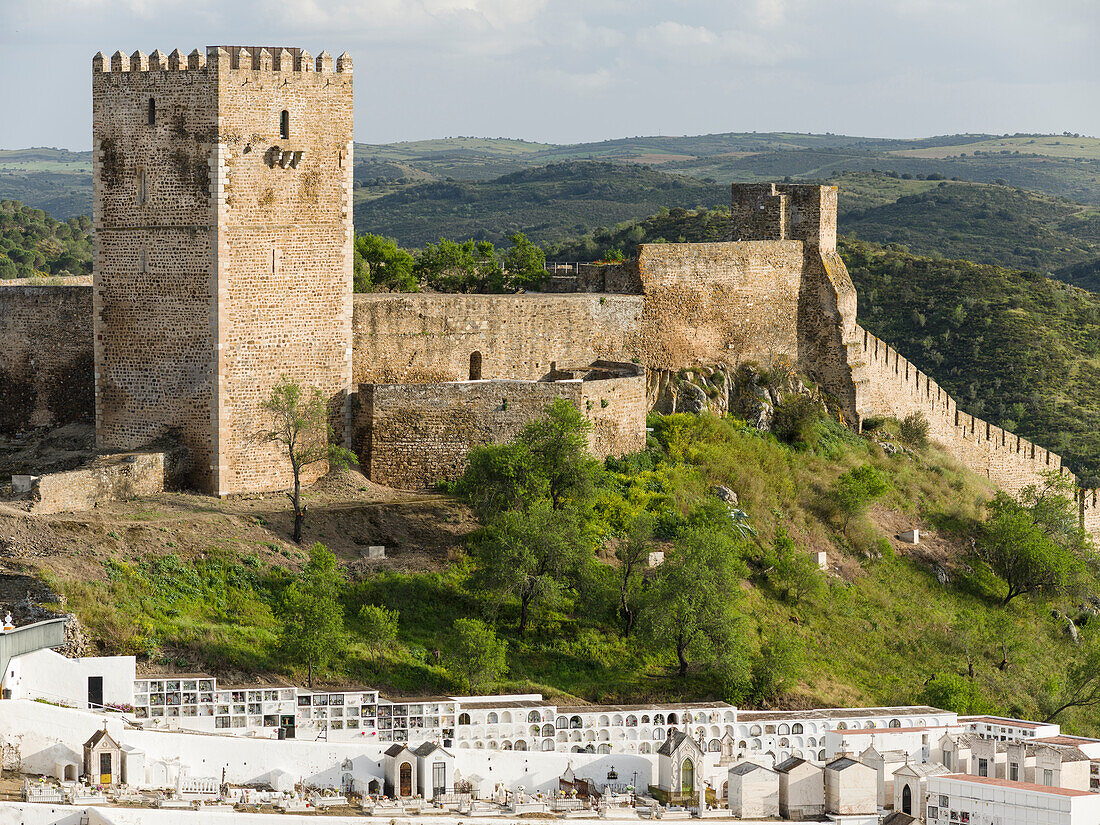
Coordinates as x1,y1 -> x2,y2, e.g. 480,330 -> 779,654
93,46 -> 351,75
853,325 -> 1083,497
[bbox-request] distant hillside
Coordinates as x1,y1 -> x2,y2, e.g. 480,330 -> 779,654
543,173 -> 1099,281
353,161 -> 727,246
840,181 -> 1100,280
0,199 -> 92,279
547,209 -> 1100,482
0,148 -> 92,221
6,132 -> 1099,223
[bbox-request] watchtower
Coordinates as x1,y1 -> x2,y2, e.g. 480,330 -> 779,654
91,46 -> 353,495
729,182 -> 837,252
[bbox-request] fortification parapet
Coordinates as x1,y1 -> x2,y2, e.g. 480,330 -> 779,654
91,46 -> 351,74
854,325 -> 1074,495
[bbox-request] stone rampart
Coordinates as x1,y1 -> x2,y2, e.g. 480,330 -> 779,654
853,325 -> 1072,494
351,293 -> 645,386
633,241 -> 804,372
355,368 -> 646,490
0,280 -> 94,432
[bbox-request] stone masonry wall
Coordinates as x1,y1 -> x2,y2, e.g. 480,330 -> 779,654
633,241 -> 805,372
92,50 -> 221,491
92,47 -> 353,495
213,47 -> 354,495
352,293 -> 645,386
0,280 -> 94,432
356,374 -> 646,490
853,325 -> 1073,494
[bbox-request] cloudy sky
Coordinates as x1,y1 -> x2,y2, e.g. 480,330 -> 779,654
1,0 -> 1097,150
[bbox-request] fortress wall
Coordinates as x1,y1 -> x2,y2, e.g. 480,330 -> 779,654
0,280 -> 94,431
1082,490 -> 1100,538
854,325 -> 1072,496
356,374 -> 646,490
351,293 -> 645,386
633,241 -> 804,371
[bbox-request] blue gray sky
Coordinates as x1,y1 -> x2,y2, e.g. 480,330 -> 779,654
1,0 -> 1097,150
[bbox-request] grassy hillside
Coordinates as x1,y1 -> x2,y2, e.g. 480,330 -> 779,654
33,409 -> 1100,736
0,199 -> 92,279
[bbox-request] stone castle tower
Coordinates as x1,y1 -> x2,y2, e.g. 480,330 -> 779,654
91,46 -> 354,495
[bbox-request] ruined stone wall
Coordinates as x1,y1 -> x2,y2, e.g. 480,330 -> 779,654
92,47 -> 352,495
30,451 -> 165,515
351,293 -> 645,386
355,374 -> 646,490
854,325 -> 1073,495
633,241 -> 804,372
0,280 -> 94,432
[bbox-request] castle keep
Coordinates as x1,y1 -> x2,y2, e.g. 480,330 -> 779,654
92,46 -> 353,495
0,48 -> 1097,536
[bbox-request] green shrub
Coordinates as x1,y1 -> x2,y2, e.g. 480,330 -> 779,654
898,411 -> 931,449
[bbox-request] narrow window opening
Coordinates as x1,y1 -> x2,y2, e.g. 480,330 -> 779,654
469,351 -> 482,381
140,249 -> 147,274
280,110 -> 290,140
148,97 -> 156,126
137,169 -> 146,205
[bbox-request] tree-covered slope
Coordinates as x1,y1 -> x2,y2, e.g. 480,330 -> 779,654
353,161 -> 727,247
0,199 -> 92,279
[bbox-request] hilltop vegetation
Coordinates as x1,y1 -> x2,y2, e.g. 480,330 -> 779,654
0,199 -> 92,279
353,162 -> 727,247
38,399 -> 1100,735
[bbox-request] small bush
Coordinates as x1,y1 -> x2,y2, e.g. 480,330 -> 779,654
771,395 -> 823,448
898,412 -> 931,449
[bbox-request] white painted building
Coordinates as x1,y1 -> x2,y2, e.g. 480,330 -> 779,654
928,773 -> 1100,825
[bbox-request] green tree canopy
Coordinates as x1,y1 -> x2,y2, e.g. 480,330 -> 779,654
456,398 -> 599,515
978,474 -> 1088,605
358,603 -> 399,662
520,398 -> 600,511
471,503 -> 590,634
354,233 -> 417,293
642,526 -> 749,678
277,543 -> 347,686
760,528 -> 824,604
445,618 -> 508,693
829,464 -> 889,531
501,232 -> 546,291
414,238 -> 503,293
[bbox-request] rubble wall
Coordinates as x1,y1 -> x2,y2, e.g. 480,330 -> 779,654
355,374 -> 646,490
31,451 -> 165,514
0,280 -> 94,432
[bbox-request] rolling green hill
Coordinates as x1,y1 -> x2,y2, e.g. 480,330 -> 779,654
0,199 -> 92,279
6,132 -> 1099,223
353,161 -> 728,247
